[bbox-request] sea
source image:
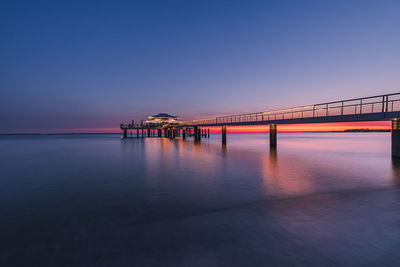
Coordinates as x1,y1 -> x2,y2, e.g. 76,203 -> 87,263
1,133 -> 399,266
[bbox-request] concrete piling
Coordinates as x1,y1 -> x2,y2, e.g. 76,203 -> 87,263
194,126 -> 200,141
270,124 -> 277,148
222,125 -> 226,145
392,119 -> 400,157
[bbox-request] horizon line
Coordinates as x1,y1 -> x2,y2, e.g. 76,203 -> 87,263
0,129 -> 391,135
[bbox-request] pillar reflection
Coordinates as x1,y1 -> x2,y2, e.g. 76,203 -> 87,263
391,157 -> 400,184
269,147 -> 277,164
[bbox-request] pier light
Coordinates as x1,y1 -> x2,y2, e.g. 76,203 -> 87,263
145,113 -> 181,126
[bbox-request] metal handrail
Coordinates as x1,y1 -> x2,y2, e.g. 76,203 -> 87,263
184,92 -> 400,126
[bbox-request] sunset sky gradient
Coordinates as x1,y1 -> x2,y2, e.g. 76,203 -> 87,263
1,0 -> 399,133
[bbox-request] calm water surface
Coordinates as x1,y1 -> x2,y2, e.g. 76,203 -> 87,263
1,133 -> 400,266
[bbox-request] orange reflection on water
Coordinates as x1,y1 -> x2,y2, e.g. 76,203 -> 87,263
260,148 -> 314,197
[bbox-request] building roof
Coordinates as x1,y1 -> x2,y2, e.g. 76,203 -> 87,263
149,113 -> 177,119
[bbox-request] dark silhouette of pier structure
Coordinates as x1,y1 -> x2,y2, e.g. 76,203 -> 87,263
121,93 -> 400,157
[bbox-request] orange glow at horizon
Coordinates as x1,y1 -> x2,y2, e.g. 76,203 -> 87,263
68,121 -> 391,133
206,121 -> 391,133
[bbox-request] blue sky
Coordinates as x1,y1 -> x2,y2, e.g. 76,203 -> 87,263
1,0 -> 399,132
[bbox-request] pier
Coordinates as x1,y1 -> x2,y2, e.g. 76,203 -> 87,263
121,92 -> 400,157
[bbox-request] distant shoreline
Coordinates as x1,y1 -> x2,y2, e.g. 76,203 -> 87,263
0,130 -> 390,135
0,133 -> 121,135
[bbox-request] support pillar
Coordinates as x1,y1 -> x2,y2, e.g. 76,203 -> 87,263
183,128 -> 186,140
392,119 -> 400,157
222,125 -> 227,145
123,129 -> 127,138
137,129 -> 139,138
148,129 -> 151,137
270,123 -> 277,148
208,129 -> 210,138
194,126 -> 200,141
141,128 -> 144,138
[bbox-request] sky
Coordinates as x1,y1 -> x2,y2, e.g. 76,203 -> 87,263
1,0 -> 399,133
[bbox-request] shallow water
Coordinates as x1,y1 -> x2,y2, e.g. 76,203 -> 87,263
0,133 -> 399,266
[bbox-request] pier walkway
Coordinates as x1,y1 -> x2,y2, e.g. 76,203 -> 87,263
121,93 -> 400,157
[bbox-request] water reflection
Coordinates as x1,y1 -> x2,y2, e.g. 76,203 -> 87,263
269,146 -> 277,163
222,143 -> 227,154
391,157 -> 400,184
2,133 -> 400,266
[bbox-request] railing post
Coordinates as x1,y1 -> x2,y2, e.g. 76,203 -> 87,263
360,99 -> 363,114
326,104 -> 329,116
341,101 -> 344,116
386,95 -> 389,113
382,96 -> 385,113
313,106 -> 315,117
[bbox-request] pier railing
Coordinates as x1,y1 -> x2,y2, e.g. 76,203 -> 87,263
184,93 -> 400,126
